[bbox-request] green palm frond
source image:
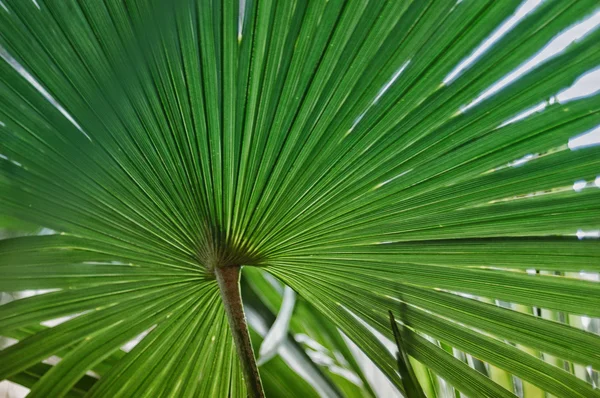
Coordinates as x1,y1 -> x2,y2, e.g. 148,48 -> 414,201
1,0 -> 599,397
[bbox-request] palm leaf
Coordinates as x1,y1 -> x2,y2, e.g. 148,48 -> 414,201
243,268 -> 376,397
1,0 -> 599,397
389,310 -> 426,398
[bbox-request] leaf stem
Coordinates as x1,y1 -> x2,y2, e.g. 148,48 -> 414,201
215,265 -> 265,398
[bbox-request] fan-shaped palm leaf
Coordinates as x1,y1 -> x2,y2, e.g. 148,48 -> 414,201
1,0 -> 599,397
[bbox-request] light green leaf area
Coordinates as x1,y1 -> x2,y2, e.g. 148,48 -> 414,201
0,242 -> 245,397
1,0 -> 599,397
244,268 -> 375,398
249,327 -> 320,398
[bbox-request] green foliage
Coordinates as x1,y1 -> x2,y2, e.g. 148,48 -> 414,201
1,0 -> 599,397
389,310 -> 426,398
